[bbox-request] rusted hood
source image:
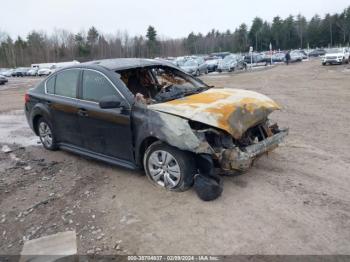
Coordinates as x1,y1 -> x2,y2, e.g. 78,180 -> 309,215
148,88 -> 281,139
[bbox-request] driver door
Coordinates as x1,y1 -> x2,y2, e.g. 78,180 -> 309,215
76,69 -> 133,161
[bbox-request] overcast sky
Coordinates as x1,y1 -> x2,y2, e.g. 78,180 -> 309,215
1,0 -> 349,39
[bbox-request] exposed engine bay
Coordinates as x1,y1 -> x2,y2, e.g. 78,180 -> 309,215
116,65 -> 210,104
188,119 -> 287,172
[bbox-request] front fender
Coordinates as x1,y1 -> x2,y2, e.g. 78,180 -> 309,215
132,105 -> 214,166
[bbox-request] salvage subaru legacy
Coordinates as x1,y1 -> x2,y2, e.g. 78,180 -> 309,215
25,58 -> 288,192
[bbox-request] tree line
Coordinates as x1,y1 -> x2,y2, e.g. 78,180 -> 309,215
0,6 -> 349,68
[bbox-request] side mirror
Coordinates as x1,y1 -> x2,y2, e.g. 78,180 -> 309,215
99,96 -> 123,109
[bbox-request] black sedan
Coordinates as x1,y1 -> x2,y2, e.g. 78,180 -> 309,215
0,75 -> 8,85
25,58 -> 287,196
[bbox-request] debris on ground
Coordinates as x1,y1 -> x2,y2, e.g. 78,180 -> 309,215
20,231 -> 77,262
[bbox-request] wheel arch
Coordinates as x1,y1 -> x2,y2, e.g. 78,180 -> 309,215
137,136 -> 159,167
30,103 -> 52,135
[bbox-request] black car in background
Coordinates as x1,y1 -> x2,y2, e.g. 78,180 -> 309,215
205,56 -> 221,72
0,75 -> 8,85
308,49 -> 326,57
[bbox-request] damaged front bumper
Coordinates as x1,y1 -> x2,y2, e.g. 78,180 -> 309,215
218,128 -> 288,172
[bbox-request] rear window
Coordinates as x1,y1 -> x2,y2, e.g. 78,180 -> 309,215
55,69 -> 80,98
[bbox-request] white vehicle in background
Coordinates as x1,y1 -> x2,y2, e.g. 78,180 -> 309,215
1,69 -> 14,77
322,48 -> 350,65
38,67 -> 54,76
31,60 -> 80,70
290,51 -> 303,62
27,68 -> 39,76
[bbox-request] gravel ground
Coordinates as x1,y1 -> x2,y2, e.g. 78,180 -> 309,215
0,60 -> 350,255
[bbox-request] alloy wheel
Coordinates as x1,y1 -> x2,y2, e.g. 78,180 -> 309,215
38,121 -> 53,148
147,150 -> 181,189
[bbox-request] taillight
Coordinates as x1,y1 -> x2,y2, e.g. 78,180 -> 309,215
25,93 -> 30,103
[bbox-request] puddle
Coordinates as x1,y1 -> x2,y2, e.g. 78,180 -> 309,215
0,110 -> 40,147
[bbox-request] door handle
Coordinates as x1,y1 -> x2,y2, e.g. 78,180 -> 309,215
77,108 -> 88,117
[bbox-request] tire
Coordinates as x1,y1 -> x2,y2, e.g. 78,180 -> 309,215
37,117 -> 57,150
143,141 -> 196,192
194,173 -> 223,201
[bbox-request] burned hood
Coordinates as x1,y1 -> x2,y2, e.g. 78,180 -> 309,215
148,88 -> 281,139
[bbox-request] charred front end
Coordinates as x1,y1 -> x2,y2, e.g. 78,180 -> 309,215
147,88 -> 288,174
190,120 -> 288,173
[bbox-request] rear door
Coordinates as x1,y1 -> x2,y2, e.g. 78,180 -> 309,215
45,69 -> 82,146
76,69 -> 133,161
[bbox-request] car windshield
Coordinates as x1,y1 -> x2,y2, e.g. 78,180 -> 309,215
117,65 -> 209,104
327,48 -> 343,53
184,60 -> 197,66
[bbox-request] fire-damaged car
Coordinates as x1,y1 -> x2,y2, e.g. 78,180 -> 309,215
25,58 -> 288,198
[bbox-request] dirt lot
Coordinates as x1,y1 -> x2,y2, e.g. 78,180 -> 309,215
1,60 -> 350,255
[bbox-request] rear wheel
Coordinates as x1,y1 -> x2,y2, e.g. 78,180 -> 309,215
143,142 -> 196,192
37,118 -> 57,150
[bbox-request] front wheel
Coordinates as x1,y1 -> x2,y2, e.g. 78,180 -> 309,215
37,118 -> 57,150
143,142 -> 196,192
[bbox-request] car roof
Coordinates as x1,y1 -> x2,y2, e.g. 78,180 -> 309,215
82,58 -> 177,71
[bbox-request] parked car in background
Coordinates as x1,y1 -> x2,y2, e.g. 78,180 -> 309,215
244,53 -> 266,65
259,53 -> 274,65
0,69 -> 9,76
290,51 -> 303,62
218,54 -> 246,72
210,52 -> 231,59
12,67 -> 30,77
173,56 -> 188,67
322,48 -> 350,65
27,68 -> 39,76
292,50 -> 308,60
38,67 -> 54,76
272,52 -> 286,62
308,49 -> 326,57
0,69 -> 14,77
0,75 -> 8,85
205,56 -> 221,72
180,58 -> 208,76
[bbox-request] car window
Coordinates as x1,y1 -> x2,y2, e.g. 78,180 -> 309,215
82,70 -> 118,102
55,69 -> 80,98
46,76 -> 55,94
